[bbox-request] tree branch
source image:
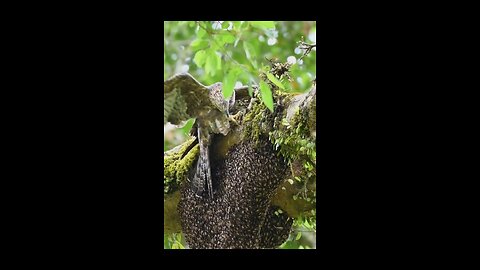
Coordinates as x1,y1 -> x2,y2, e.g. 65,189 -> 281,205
164,84 -> 316,234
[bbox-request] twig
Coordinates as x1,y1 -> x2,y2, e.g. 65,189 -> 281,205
297,37 -> 316,61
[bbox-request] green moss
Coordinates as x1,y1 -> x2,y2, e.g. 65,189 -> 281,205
164,191 -> 182,233
239,85 -> 316,221
242,89 -> 295,144
268,91 -> 316,219
164,137 -> 200,234
164,136 -> 199,195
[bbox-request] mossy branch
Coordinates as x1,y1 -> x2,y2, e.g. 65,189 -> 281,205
164,84 -> 316,234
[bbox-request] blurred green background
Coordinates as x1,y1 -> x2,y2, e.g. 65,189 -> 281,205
164,21 -> 316,249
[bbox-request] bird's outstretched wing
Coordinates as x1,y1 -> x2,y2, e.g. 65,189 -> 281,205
164,73 -> 214,126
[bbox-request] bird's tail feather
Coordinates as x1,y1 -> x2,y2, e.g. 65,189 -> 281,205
191,126 -> 213,198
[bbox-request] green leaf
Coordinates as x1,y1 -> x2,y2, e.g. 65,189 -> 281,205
213,35 -> 226,48
250,21 -> 275,30
205,50 -> 221,76
304,219 -> 312,228
164,234 -> 169,248
222,71 -> 236,99
259,81 -> 274,112
221,33 -> 236,44
205,51 -> 216,76
180,118 -> 195,136
243,41 -> 258,69
193,50 -> 207,67
215,52 -> 222,70
233,21 -> 242,29
241,21 -> 250,30
243,41 -> 256,62
210,41 -> 221,51
295,231 -> 302,240
190,39 -> 209,51
266,72 -> 285,90
198,27 -> 207,38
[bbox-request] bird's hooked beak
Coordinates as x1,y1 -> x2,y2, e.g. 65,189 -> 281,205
210,82 -> 222,91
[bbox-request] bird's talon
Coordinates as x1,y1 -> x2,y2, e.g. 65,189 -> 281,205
229,112 -> 243,125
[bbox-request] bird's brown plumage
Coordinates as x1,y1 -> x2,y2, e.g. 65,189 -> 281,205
164,73 -> 235,198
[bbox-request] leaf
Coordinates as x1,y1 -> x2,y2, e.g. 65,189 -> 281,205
205,53 -> 215,76
250,21 -> 276,30
243,41 -> 258,69
233,21 -> 243,29
213,35 -> 226,48
180,119 -> 195,136
259,81 -> 274,112
190,39 -> 209,51
193,50 -> 207,67
222,71 -> 236,99
304,219 -> 312,228
266,72 -> 285,90
198,27 -> 207,38
234,37 -> 241,48
295,231 -> 302,240
205,50 -> 221,76
223,34 -> 236,44
215,52 -> 222,70
164,234 -> 169,248
243,41 -> 256,62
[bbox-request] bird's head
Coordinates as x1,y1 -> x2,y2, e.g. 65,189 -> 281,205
209,82 -> 223,92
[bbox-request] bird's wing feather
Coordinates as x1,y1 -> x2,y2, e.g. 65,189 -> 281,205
164,73 -> 213,125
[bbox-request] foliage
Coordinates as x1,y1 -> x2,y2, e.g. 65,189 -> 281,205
164,21 -> 316,95
164,21 -> 316,249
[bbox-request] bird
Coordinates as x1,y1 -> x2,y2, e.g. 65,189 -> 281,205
164,73 -> 235,198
